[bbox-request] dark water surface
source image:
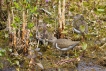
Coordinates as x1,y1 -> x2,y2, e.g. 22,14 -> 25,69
1,61 -> 106,71
77,61 -> 106,71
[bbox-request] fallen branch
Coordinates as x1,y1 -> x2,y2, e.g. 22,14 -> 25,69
99,43 -> 106,49
56,57 -> 80,65
40,8 -> 52,16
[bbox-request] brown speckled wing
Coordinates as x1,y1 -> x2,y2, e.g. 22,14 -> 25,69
55,39 -> 79,48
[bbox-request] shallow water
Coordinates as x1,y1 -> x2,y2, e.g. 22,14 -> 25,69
77,61 -> 106,71
1,61 -> 106,71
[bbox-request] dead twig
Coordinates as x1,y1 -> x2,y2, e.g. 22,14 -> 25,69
56,57 -> 80,65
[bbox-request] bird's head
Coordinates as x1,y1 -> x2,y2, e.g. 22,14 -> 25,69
45,33 -> 57,43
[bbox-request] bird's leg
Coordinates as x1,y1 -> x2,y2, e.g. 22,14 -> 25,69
59,51 -> 63,57
66,51 -> 70,58
54,48 -> 59,57
56,51 -> 64,58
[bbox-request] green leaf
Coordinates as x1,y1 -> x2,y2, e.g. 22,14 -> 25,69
30,33 -> 33,37
0,49 -> 6,53
15,60 -> 19,66
61,30 -> 68,34
13,0 -> 16,1
14,2 -> 19,9
11,23 -> 17,29
0,53 -> 3,56
97,9 -> 104,12
7,58 -> 12,64
0,49 -> 6,56
14,16 -> 20,22
80,25 -> 85,32
27,4 -> 31,9
83,1 -> 89,6
27,23 -> 34,29
8,48 -> 12,52
34,6 -> 37,11
82,42 -> 87,50
30,6 -> 37,14
36,63 -> 44,69
0,63 -> 3,68
5,33 -> 9,38
26,0 -> 30,3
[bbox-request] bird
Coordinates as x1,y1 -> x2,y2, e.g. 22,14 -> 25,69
36,30 -> 49,46
47,37 -> 80,51
36,24 -> 49,46
72,14 -> 88,34
46,36 -> 80,57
